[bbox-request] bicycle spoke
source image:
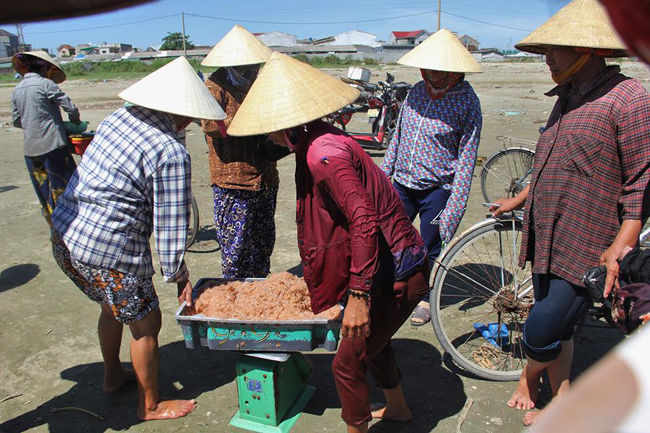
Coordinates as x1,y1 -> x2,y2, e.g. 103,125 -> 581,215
432,219 -> 531,380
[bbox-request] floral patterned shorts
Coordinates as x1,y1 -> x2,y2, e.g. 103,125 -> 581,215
53,236 -> 159,324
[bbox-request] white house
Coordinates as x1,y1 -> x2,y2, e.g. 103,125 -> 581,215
255,31 -> 297,47
314,30 -> 381,48
472,49 -> 505,62
388,30 -> 431,45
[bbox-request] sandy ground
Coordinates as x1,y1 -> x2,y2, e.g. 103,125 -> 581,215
0,62 -> 648,433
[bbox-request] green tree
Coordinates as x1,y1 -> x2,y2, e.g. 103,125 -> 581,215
160,32 -> 195,50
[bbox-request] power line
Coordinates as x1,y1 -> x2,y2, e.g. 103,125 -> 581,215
24,13 -> 179,34
441,10 -> 534,32
185,10 -> 435,25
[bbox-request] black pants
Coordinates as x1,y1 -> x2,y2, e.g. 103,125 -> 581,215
523,274 -> 589,362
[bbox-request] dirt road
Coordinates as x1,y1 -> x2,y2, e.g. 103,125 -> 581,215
0,62 -> 646,432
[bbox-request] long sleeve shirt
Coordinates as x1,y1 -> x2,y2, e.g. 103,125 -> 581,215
381,80 -> 482,242
52,106 -> 191,283
202,68 -> 280,191
11,72 -> 80,157
520,66 -> 650,287
296,121 -> 425,314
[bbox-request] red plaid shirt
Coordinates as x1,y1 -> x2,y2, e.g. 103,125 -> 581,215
520,66 -> 650,287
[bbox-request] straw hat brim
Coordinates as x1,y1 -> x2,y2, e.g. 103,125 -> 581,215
515,0 -> 627,57
202,24 -> 273,67
118,56 -> 226,121
3,0 -> 152,24
228,52 -> 360,136
12,51 -> 66,84
397,28 -> 482,73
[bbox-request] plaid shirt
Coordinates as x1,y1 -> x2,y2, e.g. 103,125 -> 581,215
52,106 -> 191,282
520,66 -> 650,286
381,80 -> 482,243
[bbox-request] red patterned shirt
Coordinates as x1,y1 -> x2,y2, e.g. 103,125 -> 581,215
520,66 -> 650,286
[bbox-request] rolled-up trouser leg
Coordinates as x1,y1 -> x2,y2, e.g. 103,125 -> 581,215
523,274 -> 589,362
332,262 -> 429,426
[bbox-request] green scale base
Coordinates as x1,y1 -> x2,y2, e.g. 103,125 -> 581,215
229,353 -> 315,433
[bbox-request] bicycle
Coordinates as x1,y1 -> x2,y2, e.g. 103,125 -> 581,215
480,136 -> 536,204
429,214 -> 650,381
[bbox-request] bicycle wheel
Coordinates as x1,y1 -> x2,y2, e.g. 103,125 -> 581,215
186,192 -> 199,249
481,147 -> 535,204
430,217 -> 533,381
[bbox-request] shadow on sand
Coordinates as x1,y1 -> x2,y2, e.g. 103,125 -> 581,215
0,263 -> 40,294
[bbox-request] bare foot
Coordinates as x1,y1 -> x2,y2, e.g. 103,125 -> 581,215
103,368 -> 137,393
137,399 -> 197,421
371,405 -> 412,422
523,410 -> 540,426
507,365 -> 539,410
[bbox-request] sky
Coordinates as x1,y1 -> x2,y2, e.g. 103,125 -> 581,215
6,0 -> 572,53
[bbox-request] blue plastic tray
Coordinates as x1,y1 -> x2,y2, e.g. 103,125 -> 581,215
175,278 -> 341,352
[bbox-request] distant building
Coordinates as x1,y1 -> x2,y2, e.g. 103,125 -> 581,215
76,44 -> 98,55
388,30 -> 431,45
458,34 -> 480,51
58,44 -> 76,57
0,29 -> 19,58
255,31 -> 297,47
312,30 -> 381,48
472,49 -> 505,62
98,42 -> 132,55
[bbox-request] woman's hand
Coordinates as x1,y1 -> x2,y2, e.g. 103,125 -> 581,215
491,185 -> 530,217
600,244 -> 633,298
177,280 -> 194,307
600,219 -> 643,298
342,294 -> 370,338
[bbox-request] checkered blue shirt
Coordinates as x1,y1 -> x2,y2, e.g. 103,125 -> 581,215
381,80 -> 482,243
52,106 -> 191,282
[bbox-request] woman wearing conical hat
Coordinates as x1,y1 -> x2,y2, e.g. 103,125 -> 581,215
51,57 -> 226,421
380,29 -> 483,327
11,51 -> 82,232
201,24 -> 289,279
489,0 -> 650,426
229,52 -> 429,433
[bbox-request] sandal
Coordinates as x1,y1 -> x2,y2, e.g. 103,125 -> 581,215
410,304 -> 431,327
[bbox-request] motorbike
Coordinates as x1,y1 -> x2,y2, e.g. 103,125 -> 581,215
327,73 -> 411,150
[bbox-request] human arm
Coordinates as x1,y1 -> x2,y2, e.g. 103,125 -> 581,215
11,94 -> 21,129
438,97 -> 482,243
601,220 -> 642,298
46,80 -> 80,124
312,147 -> 380,338
490,185 -> 530,216
601,92 -> 650,297
152,156 -> 193,303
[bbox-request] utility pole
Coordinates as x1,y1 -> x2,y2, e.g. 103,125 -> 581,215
181,12 -> 187,57
15,24 -> 25,53
437,0 -> 441,31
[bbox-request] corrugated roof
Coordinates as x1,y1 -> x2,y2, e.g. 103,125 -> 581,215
391,30 -> 425,39
0,29 -> 17,37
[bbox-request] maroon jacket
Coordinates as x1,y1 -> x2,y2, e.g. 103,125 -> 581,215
295,121 -> 425,314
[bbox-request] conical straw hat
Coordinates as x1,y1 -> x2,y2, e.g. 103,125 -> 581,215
397,29 -> 481,73
228,52 -> 360,136
12,51 -> 66,84
119,56 -> 226,120
515,0 -> 627,56
202,24 -> 273,67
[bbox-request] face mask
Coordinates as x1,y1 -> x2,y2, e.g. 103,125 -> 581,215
420,70 -> 462,99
